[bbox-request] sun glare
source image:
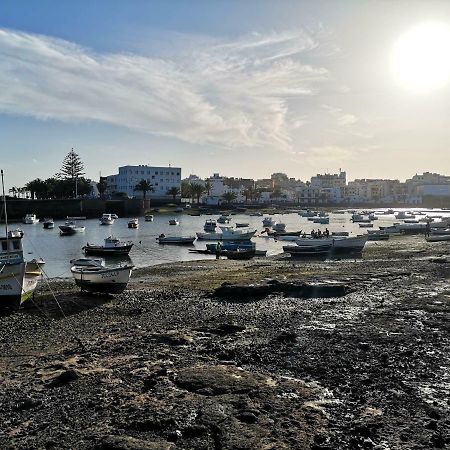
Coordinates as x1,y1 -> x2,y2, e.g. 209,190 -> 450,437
391,22 -> 450,93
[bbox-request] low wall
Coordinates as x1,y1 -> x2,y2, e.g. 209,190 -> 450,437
2,199 -> 147,221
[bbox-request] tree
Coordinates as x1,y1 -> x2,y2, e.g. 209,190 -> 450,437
222,191 -> 237,205
8,187 -> 18,198
134,179 -> 154,199
167,186 -> 181,201
242,189 -> 251,203
25,178 -> 47,200
204,180 -> 212,196
190,183 -> 205,204
60,148 -> 85,180
181,181 -> 191,201
97,179 -> 108,196
270,188 -> 282,201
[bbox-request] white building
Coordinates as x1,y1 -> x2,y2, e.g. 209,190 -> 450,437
310,171 -> 346,189
106,165 -> 181,199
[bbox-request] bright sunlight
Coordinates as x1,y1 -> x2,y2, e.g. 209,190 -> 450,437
391,22 -> 450,93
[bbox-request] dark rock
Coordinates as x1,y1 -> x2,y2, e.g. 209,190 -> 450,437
95,435 -> 175,450
46,369 -> 80,387
426,420 -> 438,430
14,397 -> 42,411
236,411 -> 258,424
275,330 -> 298,343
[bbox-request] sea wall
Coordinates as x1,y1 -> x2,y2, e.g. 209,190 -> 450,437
3,199 -> 151,221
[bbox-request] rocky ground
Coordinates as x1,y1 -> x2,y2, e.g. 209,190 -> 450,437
1,236 -> 450,449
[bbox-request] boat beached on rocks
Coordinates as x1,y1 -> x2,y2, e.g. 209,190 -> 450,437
70,258 -> 133,294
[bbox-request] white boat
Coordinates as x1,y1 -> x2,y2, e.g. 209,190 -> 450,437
157,235 -> 195,245
128,218 -> 139,229
395,212 -> 416,220
100,213 -> 115,225
23,214 -> 39,224
352,214 -> 370,223
204,219 -> 217,232
196,226 -> 256,241
169,219 -> 179,225
217,215 -> 231,224
332,231 -> 349,236
273,223 -> 286,232
298,210 -> 316,218
313,217 -> 330,224
368,213 -> 378,221
71,260 -> 133,294
43,218 -> 54,229
295,235 -> 368,252
59,220 -> 85,235
145,214 -> 154,222
262,217 -> 275,227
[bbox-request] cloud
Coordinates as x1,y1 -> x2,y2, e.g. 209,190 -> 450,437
0,28 -> 328,151
321,104 -> 358,126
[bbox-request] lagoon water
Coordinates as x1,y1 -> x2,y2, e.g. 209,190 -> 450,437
11,208 -> 450,277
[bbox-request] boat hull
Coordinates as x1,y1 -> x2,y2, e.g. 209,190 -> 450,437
71,266 -> 133,294
84,244 -> 133,256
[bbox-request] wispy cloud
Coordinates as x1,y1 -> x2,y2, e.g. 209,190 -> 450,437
0,28 -> 328,150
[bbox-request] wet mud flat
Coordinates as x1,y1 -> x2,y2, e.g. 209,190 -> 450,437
1,239 -> 450,449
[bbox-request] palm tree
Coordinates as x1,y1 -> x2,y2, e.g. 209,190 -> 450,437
181,181 -> 191,201
134,180 -> 154,199
190,183 -> 205,204
167,186 -> 181,201
8,187 -> 18,198
222,191 -> 237,205
204,180 -> 212,196
252,189 -> 262,204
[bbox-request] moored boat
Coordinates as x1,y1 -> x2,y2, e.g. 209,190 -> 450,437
196,226 -> 256,241
283,244 -> 332,256
59,220 -> 86,235
204,219 -> 217,232
145,214 -> 154,222
425,234 -> 450,242
169,218 -> 179,225
225,249 -> 256,260
100,213 -> 115,225
23,213 -> 39,224
71,259 -> 133,294
43,218 -> 55,229
157,235 -> 195,245
83,236 -> 133,256
217,215 -> 231,224
128,218 -> 139,229
235,222 -> 250,228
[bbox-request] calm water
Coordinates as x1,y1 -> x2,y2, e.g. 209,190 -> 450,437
11,208 -> 450,277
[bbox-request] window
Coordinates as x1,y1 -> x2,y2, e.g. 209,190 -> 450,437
171,172 -> 174,175
1,241 -> 6,251
155,171 -> 158,175
152,175 -> 155,179
177,172 -> 180,175
13,241 -> 20,250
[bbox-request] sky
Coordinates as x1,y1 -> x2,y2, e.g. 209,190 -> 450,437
1,0 -> 450,190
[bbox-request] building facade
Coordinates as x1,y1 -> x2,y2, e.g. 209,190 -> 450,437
106,165 -> 181,199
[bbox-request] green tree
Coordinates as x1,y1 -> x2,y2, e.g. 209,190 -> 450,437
97,179 -> 108,196
204,180 -> 212,196
8,187 -> 18,198
181,181 -> 191,201
60,148 -> 85,179
25,178 -> 47,200
190,183 -> 205,204
167,186 -> 181,201
134,179 -> 154,199
222,191 -> 237,205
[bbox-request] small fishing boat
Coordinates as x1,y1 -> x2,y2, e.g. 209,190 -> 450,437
175,207 -> 184,212
196,226 -> 257,241
235,222 -> 250,228
43,218 -> 55,229
71,259 -> 133,294
217,215 -> 231,224
83,236 -> 133,256
145,214 -> 154,222
425,234 -> 450,242
128,218 -> 139,229
23,213 -> 39,224
225,248 -> 256,260
169,219 -> 179,225
206,242 -> 255,252
59,221 -> 86,235
359,223 -> 373,228
100,213 -> 115,225
273,223 -> 286,232
249,212 -> 263,217
298,210 -> 316,218
313,217 -> 330,224
204,219 -> 217,232
283,244 -> 332,256
157,235 -> 195,245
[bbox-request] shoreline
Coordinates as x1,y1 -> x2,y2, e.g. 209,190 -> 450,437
1,246 -> 450,449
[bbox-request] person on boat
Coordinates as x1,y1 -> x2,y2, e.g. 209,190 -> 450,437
215,241 -> 222,259
425,221 -> 431,237
317,229 -> 322,238
311,229 -> 315,238
325,228 -> 330,238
